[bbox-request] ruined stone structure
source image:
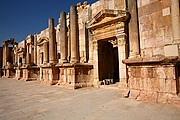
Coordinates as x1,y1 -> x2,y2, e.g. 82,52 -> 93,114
1,0 -> 180,106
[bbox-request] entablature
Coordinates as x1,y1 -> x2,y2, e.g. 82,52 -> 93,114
86,9 -> 129,30
37,37 -> 49,46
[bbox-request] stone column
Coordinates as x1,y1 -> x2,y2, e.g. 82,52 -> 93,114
2,43 -> 5,67
48,18 -> 56,64
43,42 -> 49,64
26,44 -> 30,65
26,53 -> 30,65
34,33 -> 37,64
89,31 -> 94,63
3,42 -> 8,67
93,40 -> 99,87
14,44 -> 18,65
117,34 -> 128,88
60,11 -> 68,63
70,6 -> 79,63
128,0 -> 140,58
171,0 -> 180,43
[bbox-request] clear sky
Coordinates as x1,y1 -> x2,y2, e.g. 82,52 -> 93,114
0,0 -> 97,46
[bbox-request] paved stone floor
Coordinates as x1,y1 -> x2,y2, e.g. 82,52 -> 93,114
0,78 -> 180,120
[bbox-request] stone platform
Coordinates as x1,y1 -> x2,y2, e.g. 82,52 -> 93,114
0,78 -> 180,120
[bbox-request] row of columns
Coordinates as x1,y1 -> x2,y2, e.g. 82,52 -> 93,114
59,6 -> 79,64
31,6 -> 80,66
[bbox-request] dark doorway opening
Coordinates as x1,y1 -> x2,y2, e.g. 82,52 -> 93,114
98,40 -> 119,84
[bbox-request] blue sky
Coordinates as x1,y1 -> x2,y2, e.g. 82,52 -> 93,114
0,0 -> 97,46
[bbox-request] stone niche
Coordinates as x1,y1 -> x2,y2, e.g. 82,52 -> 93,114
57,63 -> 93,89
123,56 -> 180,106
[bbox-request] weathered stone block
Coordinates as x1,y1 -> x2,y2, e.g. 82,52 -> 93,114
150,11 -> 162,20
145,91 -> 158,102
171,79 -> 177,94
164,45 -> 179,57
143,48 -> 153,57
157,93 -> 168,104
153,67 -> 166,79
159,78 -> 166,92
139,78 -> 144,90
143,78 -> 148,91
137,90 -> 147,101
139,16 -> 149,24
140,30 -> 149,40
129,90 -> 140,99
135,67 -> 141,78
153,47 -> 164,56
165,66 -> 175,79
141,0 -> 150,6
152,78 -> 159,92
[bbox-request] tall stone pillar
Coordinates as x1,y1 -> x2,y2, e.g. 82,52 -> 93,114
14,44 -> 18,64
48,18 -> 56,64
26,53 -> 30,65
3,42 -> 8,66
128,0 -> 140,58
60,11 -> 68,63
117,34 -> 128,88
2,43 -> 5,67
26,44 -> 30,65
171,0 -> 180,43
93,40 -> 99,87
43,42 -> 49,64
34,33 -> 37,64
70,6 -> 79,63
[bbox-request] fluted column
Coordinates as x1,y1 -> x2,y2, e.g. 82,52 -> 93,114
34,33 -> 37,64
70,6 -> 79,63
128,0 -> 140,58
43,42 -> 49,64
48,18 -> 56,64
60,11 -> 68,63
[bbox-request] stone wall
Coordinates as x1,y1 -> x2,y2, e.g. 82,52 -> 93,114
125,0 -> 180,106
138,0 -> 172,58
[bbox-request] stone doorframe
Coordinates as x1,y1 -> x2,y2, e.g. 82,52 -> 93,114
86,9 -> 129,87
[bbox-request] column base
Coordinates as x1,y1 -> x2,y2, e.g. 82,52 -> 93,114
70,58 -> 79,64
128,54 -> 141,58
60,59 -> 68,63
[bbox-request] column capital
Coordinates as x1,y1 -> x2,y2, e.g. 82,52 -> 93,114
116,33 -> 127,46
92,40 -> 98,50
